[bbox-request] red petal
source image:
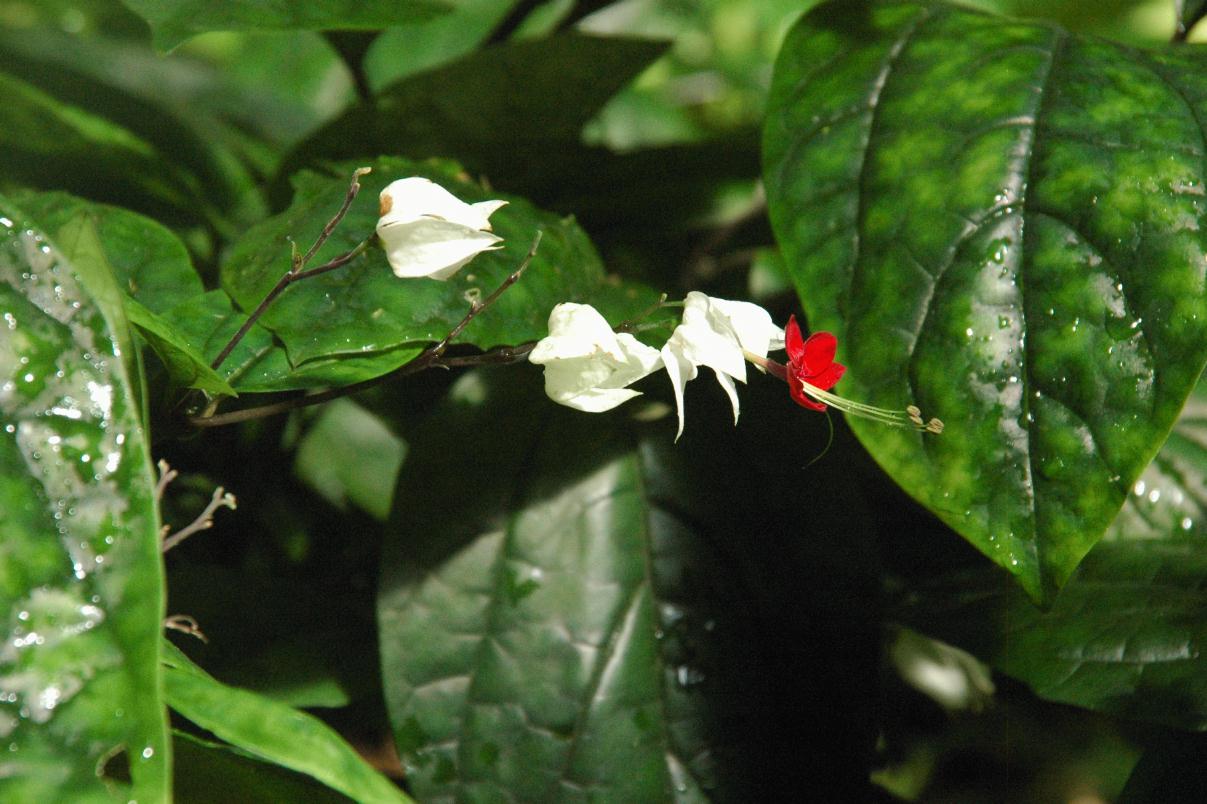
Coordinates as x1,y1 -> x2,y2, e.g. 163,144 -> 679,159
788,365 -> 828,411
806,361 -> 845,391
784,315 -> 805,363
802,331 -> 837,375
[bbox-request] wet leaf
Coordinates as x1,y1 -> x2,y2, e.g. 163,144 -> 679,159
222,157 -> 657,366
0,203 -> 169,799
763,0 -> 1207,601
162,641 -> 411,804
897,373 -> 1207,730
11,191 -> 203,314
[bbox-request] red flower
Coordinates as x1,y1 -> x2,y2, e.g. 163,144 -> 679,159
784,315 -> 845,411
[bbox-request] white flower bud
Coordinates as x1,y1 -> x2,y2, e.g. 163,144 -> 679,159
376,177 -> 507,280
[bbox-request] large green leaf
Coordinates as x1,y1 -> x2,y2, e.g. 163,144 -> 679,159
120,0 -> 452,52
377,370 -> 885,799
162,641 -> 411,804
223,157 -> 656,366
279,34 -> 667,185
0,205 -> 169,799
11,191 -> 203,315
158,290 -> 428,395
896,372 -> 1207,730
763,0 -> 1207,601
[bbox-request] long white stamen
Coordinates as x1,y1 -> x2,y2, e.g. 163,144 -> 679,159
800,382 -> 943,433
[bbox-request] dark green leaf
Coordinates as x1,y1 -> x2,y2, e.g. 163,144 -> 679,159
377,370 -> 884,799
162,289 -> 427,394
173,732 -> 352,804
280,34 -> 668,184
126,299 -> 237,397
162,641 -> 412,804
12,191 -> 203,314
120,0 -> 453,52
0,70 -> 212,224
0,204 -> 168,799
897,374 -> 1207,730
763,0 -> 1207,601
224,157 -> 657,366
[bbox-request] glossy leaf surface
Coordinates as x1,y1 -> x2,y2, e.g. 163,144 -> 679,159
223,158 -> 655,366
11,191 -> 203,314
898,372 -> 1207,730
120,0 -> 452,52
377,371 -> 884,799
0,207 -> 168,800
162,642 -> 411,804
125,299 -> 236,397
763,0 -> 1207,600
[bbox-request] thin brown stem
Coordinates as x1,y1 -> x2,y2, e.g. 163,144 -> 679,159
210,167 -> 372,372
191,231 -> 544,429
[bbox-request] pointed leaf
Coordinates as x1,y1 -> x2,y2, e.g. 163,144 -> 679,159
763,0 -> 1207,601
0,204 -> 169,800
162,641 -> 411,804
897,371 -> 1207,730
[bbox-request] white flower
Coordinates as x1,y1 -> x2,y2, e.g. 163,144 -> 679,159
529,303 -> 663,413
661,291 -> 784,440
376,177 -> 507,280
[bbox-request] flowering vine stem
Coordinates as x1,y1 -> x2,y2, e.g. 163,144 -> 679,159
189,231 -> 543,429
209,166 -> 373,372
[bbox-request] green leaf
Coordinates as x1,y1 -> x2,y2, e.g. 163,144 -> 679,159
377,370 -> 884,799
280,34 -> 668,184
0,70 -> 211,224
120,0 -> 453,52
1177,0 -> 1207,39
763,0 -> 1207,601
0,204 -> 169,799
361,0 -> 514,92
126,299 -> 237,397
897,370 -> 1207,730
173,732 -> 351,804
0,38 -> 257,222
160,289 -> 427,394
224,157 -> 657,366
162,641 -> 412,804
294,399 -> 406,521
12,191 -> 203,314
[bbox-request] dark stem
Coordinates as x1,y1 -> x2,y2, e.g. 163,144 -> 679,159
210,168 -> 371,372
485,0 -> 545,44
191,232 -> 543,429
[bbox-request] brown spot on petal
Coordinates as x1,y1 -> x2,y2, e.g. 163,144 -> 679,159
379,193 -> 393,216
